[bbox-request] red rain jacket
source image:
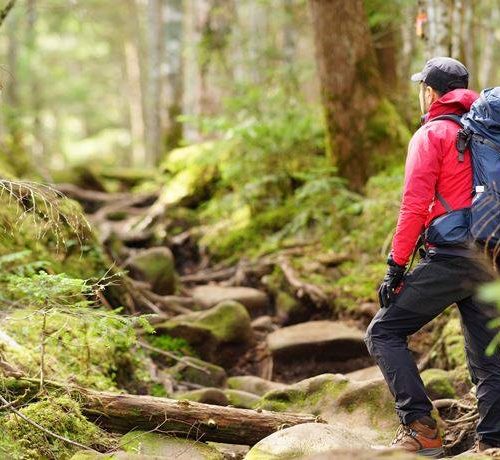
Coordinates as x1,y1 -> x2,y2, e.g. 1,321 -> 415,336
391,89 -> 479,266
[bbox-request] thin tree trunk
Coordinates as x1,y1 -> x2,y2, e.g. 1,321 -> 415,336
426,0 -> 452,58
123,0 -> 147,167
450,0 -> 463,60
478,3 -> 499,88
308,0 -> 388,188
162,0 -> 184,150
145,0 -> 163,165
0,0 -> 16,29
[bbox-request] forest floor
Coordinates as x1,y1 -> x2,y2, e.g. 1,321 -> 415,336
0,154 -> 496,459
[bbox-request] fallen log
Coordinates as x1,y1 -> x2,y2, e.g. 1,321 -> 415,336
4,378 -> 322,446
78,388 -> 323,445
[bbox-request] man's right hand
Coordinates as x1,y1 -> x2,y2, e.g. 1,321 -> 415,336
378,255 -> 406,308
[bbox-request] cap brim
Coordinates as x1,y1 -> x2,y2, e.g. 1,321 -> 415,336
411,72 -> 424,82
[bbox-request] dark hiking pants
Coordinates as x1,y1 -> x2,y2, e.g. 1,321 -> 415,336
364,251 -> 500,446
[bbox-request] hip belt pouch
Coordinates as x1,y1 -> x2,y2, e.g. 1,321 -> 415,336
425,208 -> 471,246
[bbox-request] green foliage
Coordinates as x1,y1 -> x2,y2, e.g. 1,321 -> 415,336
147,335 -> 198,358
479,281 -> 500,355
1,395 -> 114,460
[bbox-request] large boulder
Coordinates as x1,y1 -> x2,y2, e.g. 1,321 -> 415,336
227,375 -> 288,396
256,374 -> 399,445
119,431 -> 223,459
125,247 -> 176,295
191,285 -> 270,317
224,389 -> 261,409
346,365 -> 383,382
303,449 -> 425,460
266,321 -> 371,380
244,422 -> 369,460
155,300 -> 254,365
167,357 -> 227,388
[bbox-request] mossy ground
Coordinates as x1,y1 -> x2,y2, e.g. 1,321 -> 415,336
0,395 -> 115,460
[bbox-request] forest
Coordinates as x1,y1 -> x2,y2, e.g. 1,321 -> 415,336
0,0 -> 499,458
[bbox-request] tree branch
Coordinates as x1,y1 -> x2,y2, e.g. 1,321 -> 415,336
0,0 -> 16,29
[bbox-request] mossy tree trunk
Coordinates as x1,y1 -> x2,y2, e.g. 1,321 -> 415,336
309,0 -> 401,189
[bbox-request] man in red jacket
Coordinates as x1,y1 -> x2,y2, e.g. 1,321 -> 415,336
365,57 -> 500,457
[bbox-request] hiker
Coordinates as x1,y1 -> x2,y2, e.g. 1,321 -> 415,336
364,57 -> 500,458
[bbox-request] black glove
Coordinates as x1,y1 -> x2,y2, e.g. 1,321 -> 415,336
378,255 -> 406,308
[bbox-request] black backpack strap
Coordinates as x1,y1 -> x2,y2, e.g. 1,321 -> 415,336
431,114 -> 471,162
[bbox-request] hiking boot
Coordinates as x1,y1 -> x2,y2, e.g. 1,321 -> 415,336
391,416 -> 444,458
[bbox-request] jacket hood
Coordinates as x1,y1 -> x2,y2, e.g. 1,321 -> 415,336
463,87 -> 500,143
427,88 -> 479,121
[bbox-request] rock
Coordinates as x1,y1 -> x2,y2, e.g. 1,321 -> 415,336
256,374 -> 399,445
175,388 -> 229,406
191,285 -> 270,317
125,247 -> 176,295
244,422 -> 369,460
167,357 -> 227,388
360,302 -> 379,318
266,320 -> 371,379
155,300 -> 254,365
442,318 -> 467,368
251,315 -> 275,332
120,431 -> 224,459
421,368 -> 456,400
274,290 -> 309,324
303,449 -> 424,459
227,375 -> 288,396
207,443 -> 249,460
224,389 -> 261,409
346,365 -> 383,382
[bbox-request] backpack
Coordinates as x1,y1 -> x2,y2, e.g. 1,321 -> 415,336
424,87 -> 500,252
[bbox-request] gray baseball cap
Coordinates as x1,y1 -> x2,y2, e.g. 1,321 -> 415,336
411,57 -> 469,94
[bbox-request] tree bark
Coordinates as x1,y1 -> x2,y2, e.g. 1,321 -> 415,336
124,0 -> 147,166
145,0 -> 163,165
425,0 -> 452,58
79,388 -> 322,444
308,0 -> 388,189
9,379 -> 322,445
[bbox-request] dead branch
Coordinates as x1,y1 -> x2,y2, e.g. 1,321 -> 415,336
0,0 -> 16,29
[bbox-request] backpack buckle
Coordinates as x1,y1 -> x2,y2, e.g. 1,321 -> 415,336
456,128 -> 472,162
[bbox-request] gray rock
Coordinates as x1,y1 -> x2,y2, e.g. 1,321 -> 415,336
244,422 -> 369,460
119,431 -> 224,459
175,387 -> 229,406
168,357 -> 227,388
224,389 -> 261,409
266,321 -> 370,378
227,375 -> 288,396
192,285 -> 270,317
346,366 -> 383,382
155,300 -> 254,365
251,315 -> 275,332
303,449 -> 424,460
125,247 -> 176,295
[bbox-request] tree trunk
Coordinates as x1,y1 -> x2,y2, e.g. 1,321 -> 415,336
8,380 -> 322,445
161,0 -> 184,150
478,2 -> 499,89
145,0 -> 163,165
425,0 -> 452,58
124,0 -> 147,167
308,0 -> 395,189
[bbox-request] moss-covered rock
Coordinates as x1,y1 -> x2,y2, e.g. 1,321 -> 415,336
224,389 -> 261,409
174,387 -> 229,405
167,357 -> 227,388
421,368 -> 456,400
120,430 -> 224,459
2,395 -> 114,460
227,375 -> 288,396
125,247 -> 176,295
244,422 -> 369,460
155,300 -> 254,365
442,318 -> 467,369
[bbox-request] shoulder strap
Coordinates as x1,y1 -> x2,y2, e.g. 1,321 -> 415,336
430,114 -> 470,162
435,191 -> 453,213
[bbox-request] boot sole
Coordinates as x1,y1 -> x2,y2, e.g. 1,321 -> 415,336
417,447 -> 445,458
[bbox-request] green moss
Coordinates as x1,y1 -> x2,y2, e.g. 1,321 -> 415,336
2,395 -> 114,460
442,318 -> 466,369
147,335 -> 197,358
421,368 -> 456,399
